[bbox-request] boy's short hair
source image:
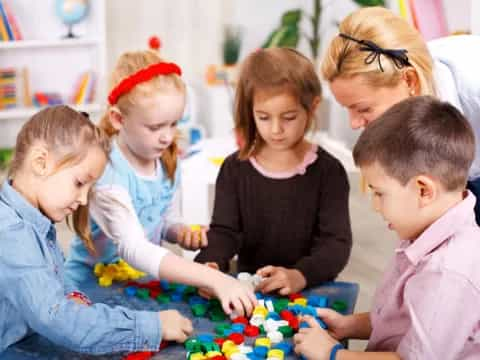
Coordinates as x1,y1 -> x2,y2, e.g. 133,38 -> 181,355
353,96 -> 475,191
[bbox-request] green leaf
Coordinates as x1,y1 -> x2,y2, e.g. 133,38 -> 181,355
281,9 -> 302,26
352,0 -> 385,6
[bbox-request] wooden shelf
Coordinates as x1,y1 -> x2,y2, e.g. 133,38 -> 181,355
0,38 -> 102,50
0,103 -> 103,120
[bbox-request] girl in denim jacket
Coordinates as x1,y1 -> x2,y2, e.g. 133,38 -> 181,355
0,106 -> 192,354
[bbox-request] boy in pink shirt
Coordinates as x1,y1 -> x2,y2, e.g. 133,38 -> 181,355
294,96 -> 480,360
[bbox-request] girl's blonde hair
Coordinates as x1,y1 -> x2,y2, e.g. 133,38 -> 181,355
235,47 -> 322,159
321,7 -> 435,95
9,105 -> 111,254
100,50 -> 185,181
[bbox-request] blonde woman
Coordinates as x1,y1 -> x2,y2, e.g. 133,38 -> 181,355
321,6 -> 480,223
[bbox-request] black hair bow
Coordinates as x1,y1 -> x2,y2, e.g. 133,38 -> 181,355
339,33 -> 412,72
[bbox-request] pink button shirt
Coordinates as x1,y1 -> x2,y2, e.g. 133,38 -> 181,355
367,191 -> 480,359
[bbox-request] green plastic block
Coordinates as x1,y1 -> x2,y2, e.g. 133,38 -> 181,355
191,304 -> 208,317
156,294 -> 170,304
331,300 -> 347,313
274,298 -> 289,313
215,323 -> 231,336
278,325 -> 294,338
136,288 -> 150,300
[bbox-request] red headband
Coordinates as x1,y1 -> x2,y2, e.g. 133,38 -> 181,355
108,62 -> 182,105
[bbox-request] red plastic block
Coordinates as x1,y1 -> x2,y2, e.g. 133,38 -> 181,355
122,351 -> 153,360
289,293 -> 303,301
244,325 -> 260,337
228,332 -> 244,345
231,316 -> 249,325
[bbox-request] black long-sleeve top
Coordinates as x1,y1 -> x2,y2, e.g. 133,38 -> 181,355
195,146 -> 352,287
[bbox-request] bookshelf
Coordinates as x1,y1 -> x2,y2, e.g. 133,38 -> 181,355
0,0 -> 106,147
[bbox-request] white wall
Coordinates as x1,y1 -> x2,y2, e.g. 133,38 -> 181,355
103,0 -> 475,149
105,0 -> 225,83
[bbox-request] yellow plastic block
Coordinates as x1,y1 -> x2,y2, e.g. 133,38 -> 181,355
255,337 -> 271,348
223,347 -> 239,358
190,224 -> 201,232
98,276 -> 112,287
253,306 -> 268,317
189,352 -> 207,360
293,298 -> 307,306
221,340 -> 236,352
208,157 -> 225,166
205,351 -> 223,358
268,348 -> 285,359
94,260 -> 146,286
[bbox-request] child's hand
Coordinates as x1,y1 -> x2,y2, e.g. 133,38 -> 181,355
294,315 -> 340,360
255,266 -> 307,295
158,310 -> 193,343
210,273 -> 257,317
198,262 -> 219,299
176,225 -> 208,250
315,308 -> 352,340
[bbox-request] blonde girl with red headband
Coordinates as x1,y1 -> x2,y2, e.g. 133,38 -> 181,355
64,49 -> 257,317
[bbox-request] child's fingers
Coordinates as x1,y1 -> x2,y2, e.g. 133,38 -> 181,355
227,298 -> 245,317
239,293 -> 255,316
190,231 -> 200,249
302,315 -> 321,329
183,230 -> 192,249
316,308 -> 337,322
200,228 -> 208,247
247,289 -> 258,307
258,276 -> 284,294
293,332 -> 305,345
182,318 -> 193,335
198,287 -> 213,299
256,265 -> 275,277
177,331 -> 188,343
278,286 -> 291,296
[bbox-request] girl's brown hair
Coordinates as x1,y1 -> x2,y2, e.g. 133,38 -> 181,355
234,47 -> 322,159
9,105 -> 111,253
321,7 -> 435,95
100,50 -> 185,181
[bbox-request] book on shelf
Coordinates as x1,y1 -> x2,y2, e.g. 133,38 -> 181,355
0,1 -> 22,41
0,68 -> 17,109
0,8 -> 8,41
71,71 -> 96,105
3,2 -> 22,40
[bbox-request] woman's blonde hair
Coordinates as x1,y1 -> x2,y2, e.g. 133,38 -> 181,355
235,47 -> 322,159
100,50 -> 185,181
9,105 -> 111,254
321,7 -> 435,95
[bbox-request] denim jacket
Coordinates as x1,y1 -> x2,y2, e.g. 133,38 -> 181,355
0,181 -> 161,354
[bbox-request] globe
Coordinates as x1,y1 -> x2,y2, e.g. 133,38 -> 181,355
55,0 -> 89,38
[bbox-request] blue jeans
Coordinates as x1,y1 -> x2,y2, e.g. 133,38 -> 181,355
467,178 -> 480,225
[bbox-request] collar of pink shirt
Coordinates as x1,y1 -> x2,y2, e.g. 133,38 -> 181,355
249,144 -> 318,179
398,190 -> 476,265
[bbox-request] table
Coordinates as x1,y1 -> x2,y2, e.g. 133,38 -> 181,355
4,280 -> 358,360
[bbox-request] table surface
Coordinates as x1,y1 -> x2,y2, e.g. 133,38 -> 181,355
4,280 -> 359,360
